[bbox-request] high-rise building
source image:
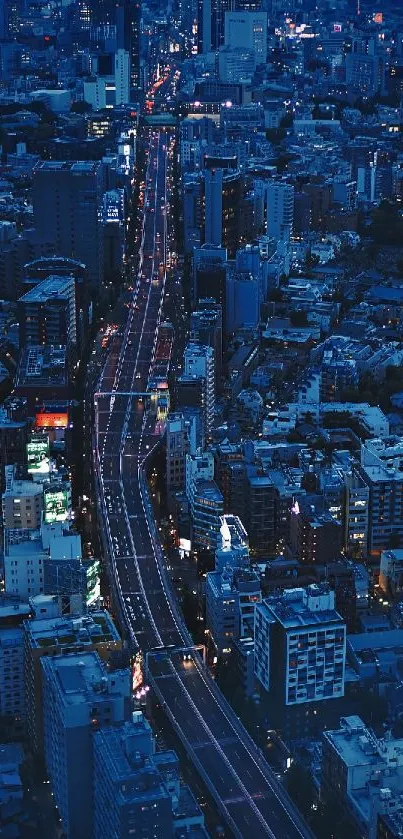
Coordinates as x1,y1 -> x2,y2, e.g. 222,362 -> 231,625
114,49 -> 130,104
166,413 -> 191,499
290,498 -> 342,565
357,442 -> 403,557
224,10 -> 267,63
18,276 -> 77,350
204,167 -> 242,257
265,182 -> 294,242
190,479 -> 224,551
33,161 -> 105,291
198,0 -> 231,53
225,265 -> 260,333
254,585 -> 346,737
0,627 -> 25,734
206,565 -> 261,656
214,442 -> 247,520
322,716 -> 403,839
246,475 -> 278,555
193,245 -> 227,311
24,610 -> 122,755
93,717 -> 173,839
41,652 -> 130,839
183,343 -> 215,440
2,465 -> 44,531
116,0 -> 141,93
190,300 -> 223,387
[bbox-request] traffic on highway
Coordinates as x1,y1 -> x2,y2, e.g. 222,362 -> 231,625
93,127 -> 313,839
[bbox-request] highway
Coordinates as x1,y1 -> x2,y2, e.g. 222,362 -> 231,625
94,128 -> 313,839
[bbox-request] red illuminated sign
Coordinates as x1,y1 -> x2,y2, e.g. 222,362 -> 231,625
35,413 -> 68,429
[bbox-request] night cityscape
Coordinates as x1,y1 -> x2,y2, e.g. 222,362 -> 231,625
1,0 -> 403,837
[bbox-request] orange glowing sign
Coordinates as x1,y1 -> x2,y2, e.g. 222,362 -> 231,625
35,413 -> 68,429
373,12 -> 383,23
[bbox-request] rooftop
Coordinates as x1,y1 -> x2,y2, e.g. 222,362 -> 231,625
16,346 -> 68,389
19,275 -> 74,304
262,584 -> 344,630
24,611 -> 119,649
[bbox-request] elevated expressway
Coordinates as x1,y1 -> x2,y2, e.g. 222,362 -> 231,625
94,129 -> 313,839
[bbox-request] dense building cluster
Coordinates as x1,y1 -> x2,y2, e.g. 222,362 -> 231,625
1,0 -> 403,837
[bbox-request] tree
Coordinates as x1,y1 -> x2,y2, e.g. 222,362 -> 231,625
71,100 -> 92,114
289,310 -> 308,327
369,200 -> 403,246
286,762 -> 314,818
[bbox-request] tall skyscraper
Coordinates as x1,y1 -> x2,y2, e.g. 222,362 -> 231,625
198,0 -> 262,53
224,10 -> 267,63
184,343 -> 215,440
116,0 -> 141,94
33,162 -> 105,291
204,168 -> 242,257
265,181 -> 294,243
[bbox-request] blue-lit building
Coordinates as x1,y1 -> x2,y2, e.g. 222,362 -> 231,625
41,652 -> 130,839
93,716 -> 174,839
254,584 -> 346,738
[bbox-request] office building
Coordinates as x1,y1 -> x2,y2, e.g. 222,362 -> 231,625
184,343 -> 215,440
41,652 -> 130,839
358,443 -> 403,558
23,256 -> 90,354
344,471 -> 370,554
116,0 -> 141,93
218,47 -> 256,84
4,518 -> 81,603
225,265 -> 260,333
0,408 -> 28,494
290,498 -> 342,565
33,161 -> 105,291
24,610 -> 122,755
245,475 -> 278,555
206,565 -> 261,655
190,479 -> 224,551
4,529 -> 46,600
183,174 -> 203,254
114,49 -> 130,105
166,413 -> 191,499
190,301 -> 223,388
0,627 -> 25,733
214,442 -> 247,521
198,0 -> 231,53
193,245 -> 227,312
18,276 -> 77,350
224,10 -> 267,63
345,52 -> 385,97
204,167 -> 242,258
266,182 -> 294,243
103,189 -> 126,283
322,716 -> 403,839
93,718 -> 173,839
175,376 -> 205,443
42,536 -> 100,608
255,585 -> 346,737
2,465 -> 44,530
380,550 -> 403,598
186,449 -> 214,493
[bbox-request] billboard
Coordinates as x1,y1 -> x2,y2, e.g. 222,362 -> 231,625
27,437 -> 50,476
44,488 -> 69,523
35,413 -> 68,429
86,560 -> 101,606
